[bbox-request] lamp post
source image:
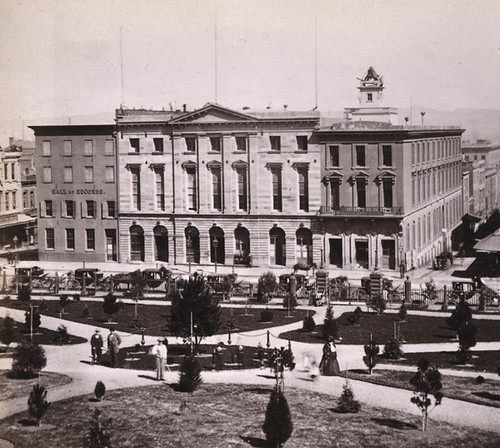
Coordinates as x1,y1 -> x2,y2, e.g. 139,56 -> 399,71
187,236 -> 192,274
212,237 -> 219,274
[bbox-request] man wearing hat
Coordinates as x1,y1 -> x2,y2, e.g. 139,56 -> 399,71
107,328 -> 122,368
151,338 -> 168,380
90,329 -> 103,365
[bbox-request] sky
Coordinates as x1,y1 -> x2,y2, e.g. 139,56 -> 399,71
1,0 -> 499,146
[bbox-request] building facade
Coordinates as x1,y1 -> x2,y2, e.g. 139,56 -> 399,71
29,125 -> 118,262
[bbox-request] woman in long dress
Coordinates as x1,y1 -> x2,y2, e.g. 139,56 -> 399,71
319,337 -> 340,376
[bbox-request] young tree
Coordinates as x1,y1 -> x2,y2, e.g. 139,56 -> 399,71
363,334 -> 379,374
398,302 -> 408,321
337,380 -> 361,413
24,307 -> 41,331
55,324 -> 69,344
258,272 -> 277,303
283,293 -> 297,311
18,285 -> 31,302
409,357 -> 443,431
0,315 -> 16,347
102,293 -> 123,323
457,323 -> 477,364
84,408 -> 113,448
59,294 -> 70,314
447,297 -> 472,332
178,355 -> 202,392
170,273 -> 221,352
28,384 -> 50,426
12,342 -> 47,377
124,270 -> 148,319
322,302 -> 338,341
302,314 -> 316,332
94,380 -> 106,401
262,386 -> 293,448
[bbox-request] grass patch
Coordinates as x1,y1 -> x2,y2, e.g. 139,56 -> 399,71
0,370 -> 72,401
0,317 -> 86,346
0,384 -> 499,447
2,300 -> 311,337
346,368 -> 500,409
280,311 -> 500,345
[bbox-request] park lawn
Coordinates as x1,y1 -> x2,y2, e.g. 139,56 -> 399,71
0,384 -> 499,448
0,317 -> 86,346
0,370 -> 72,401
346,368 -> 500,409
2,299 -> 311,337
280,311 -> 500,345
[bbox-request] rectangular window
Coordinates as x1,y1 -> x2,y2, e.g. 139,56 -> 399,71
64,140 -> 72,156
3,164 -> 7,180
23,191 -> 28,209
129,138 -> 140,153
155,168 -> 165,210
45,200 -> 53,217
382,145 -> 392,166
65,200 -> 75,218
355,145 -> 366,166
107,201 -> 116,218
86,200 -> 96,218
131,168 -> 141,210
367,93 -> 373,102
330,181 -> 340,209
5,192 -> 9,211
12,191 -> 16,209
46,228 -> 55,249
383,180 -> 393,208
84,166 -> 94,183
356,181 -> 366,208
66,228 -> 75,250
297,135 -> 308,152
30,191 -> 34,208
64,167 -> 73,183
329,146 -> 339,167
105,166 -> 115,183
212,167 -> 222,211
270,136 -> 281,152
153,138 -> 164,153
298,167 -> 309,211
185,137 -> 197,153
84,140 -> 93,156
42,141 -> 51,156
210,137 -> 221,153
271,167 -> 282,211
235,136 -> 248,152
11,164 -> 15,180
86,229 -> 95,251
105,139 -> 114,156
186,167 -> 197,210
237,167 -> 248,211
43,167 -> 52,183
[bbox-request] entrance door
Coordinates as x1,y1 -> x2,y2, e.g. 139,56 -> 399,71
270,227 -> 286,266
381,240 -> 396,270
105,229 -> 117,261
329,239 -> 342,268
355,240 -> 368,269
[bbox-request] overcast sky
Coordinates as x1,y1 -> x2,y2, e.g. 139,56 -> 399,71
1,0 -> 499,145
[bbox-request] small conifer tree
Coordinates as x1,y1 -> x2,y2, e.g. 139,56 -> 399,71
383,338 -> 403,360
12,342 -> 47,378
102,294 -> 123,323
18,285 -> 31,302
24,307 -> 41,331
0,315 -> 16,347
263,386 -> 293,448
55,324 -> 69,344
457,323 -> 477,364
84,408 -> 113,448
28,384 -> 50,426
363,334 -> 379,374
409,357 -> 443,431
94,381 -> 106,401
447,297 -> 472,332
322,302 -> 338,341
398,302 -> 408,321
59,294 -> 70,314
178,355 -> 202,392
337,380 -> 361,413
302,315 -> 316,332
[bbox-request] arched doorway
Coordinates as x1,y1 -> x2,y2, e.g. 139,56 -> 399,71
270,227 -> 286,266
130,225 -> 144,262
209,226 -> 225,265
296,227 -> 313,266
185,226 -> 200,264
153,225 -> 168,262
234,226 -> 251,265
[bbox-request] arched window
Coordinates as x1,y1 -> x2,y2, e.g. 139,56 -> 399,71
234,226 -> 251,265
130,225 -> 144,262
209,226 -> 225,265
153,225 -> 168,262
185,226 -> 200,264
296,227 -> 313,265
269,227 -> 286,266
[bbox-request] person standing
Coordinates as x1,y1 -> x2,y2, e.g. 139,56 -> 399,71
319,336 -> 340,376
90,329 -> 103,365
151,338 -> 168,380
107,328 -> 121,368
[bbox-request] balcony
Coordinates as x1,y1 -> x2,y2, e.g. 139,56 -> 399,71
319,206 -> 404,216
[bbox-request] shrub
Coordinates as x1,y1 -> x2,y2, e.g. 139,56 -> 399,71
24,307 -> 41,331
28,384 -> 50,426
371,295 -> 386,314
94,381 -> 106,401
263,386 -> 293,448
73,294 -> 81,301
12,342 -> 47,377
55,324 -> 69,344
475,375 -> 485,385
18,285 -> 31,302
38,299 -> 48,311
0,315 -> 16,346
258,272 -> 277,302
283,294 -> 297,310
398,302 -> 408,321
337,381 -> 360,413
260,308 -> 274,322
82,304 -> 90,319
84,408 -> 113,448
347,307 -> 362,325
322,303 -> 338,341
178,356 -> 202,392
383,338 -> 404,360
102,293 -> 123,323
447,298 -> 472,332
302,315 -> 316,332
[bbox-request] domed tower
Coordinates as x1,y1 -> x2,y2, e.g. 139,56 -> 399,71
344,67 -> 398,124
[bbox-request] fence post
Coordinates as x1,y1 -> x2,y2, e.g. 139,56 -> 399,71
54,273 -> 59,296
442,285 -> 448,311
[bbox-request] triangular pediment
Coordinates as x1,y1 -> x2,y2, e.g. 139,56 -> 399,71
170,103 -> 257,124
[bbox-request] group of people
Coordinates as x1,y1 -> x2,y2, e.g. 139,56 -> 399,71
90,328 -> 169,380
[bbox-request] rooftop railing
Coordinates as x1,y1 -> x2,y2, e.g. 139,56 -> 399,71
319,205 -> 404,216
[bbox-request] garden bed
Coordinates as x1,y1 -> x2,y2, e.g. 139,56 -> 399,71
0,370 -> 72,401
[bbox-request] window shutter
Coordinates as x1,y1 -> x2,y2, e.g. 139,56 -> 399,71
80,202 -> 83,218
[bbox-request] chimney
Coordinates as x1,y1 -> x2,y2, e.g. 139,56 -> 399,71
183,104 -> 187,113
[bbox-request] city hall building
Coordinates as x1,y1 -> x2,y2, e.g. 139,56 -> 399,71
30,69 -> 465,271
